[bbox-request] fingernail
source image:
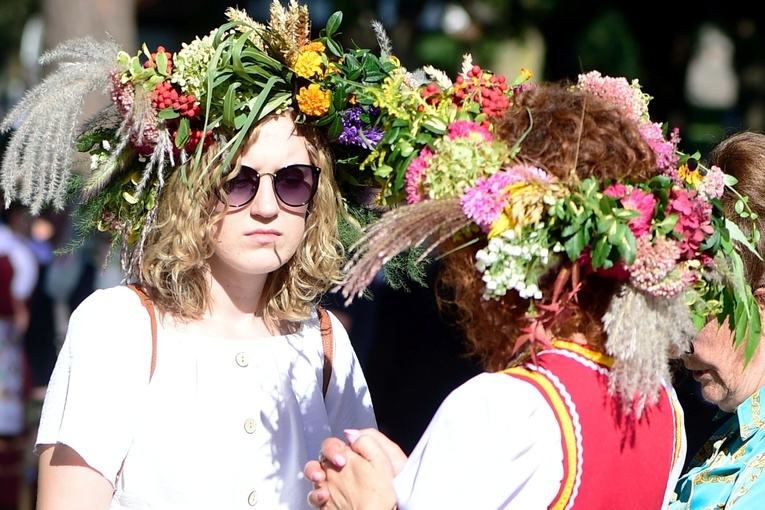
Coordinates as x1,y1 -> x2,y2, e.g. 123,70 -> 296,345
344,428 -> 360,443
310,471 -> 322,482
333,454 -> 346,467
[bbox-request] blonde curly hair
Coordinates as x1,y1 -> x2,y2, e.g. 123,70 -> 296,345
140,112 -> 345,332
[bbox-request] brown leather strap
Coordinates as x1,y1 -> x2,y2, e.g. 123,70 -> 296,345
127,284 -> 157,382
318,306 -> 333,398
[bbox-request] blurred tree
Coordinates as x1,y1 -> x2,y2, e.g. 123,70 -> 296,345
42,0 -> 136,118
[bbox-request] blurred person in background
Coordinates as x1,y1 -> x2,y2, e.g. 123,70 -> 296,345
0,204 -> 38,510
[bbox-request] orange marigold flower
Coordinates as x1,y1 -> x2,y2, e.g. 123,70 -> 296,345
296,84 -> 331,116
294,50 -> 324,79
302,41 -> 325,53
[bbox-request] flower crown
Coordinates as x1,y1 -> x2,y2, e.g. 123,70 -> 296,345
340,69 -> 762,401
0,0 -> 536,290
0,0 -> 402,274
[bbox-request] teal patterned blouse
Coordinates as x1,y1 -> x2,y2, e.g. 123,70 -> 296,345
668,386 -> 765,508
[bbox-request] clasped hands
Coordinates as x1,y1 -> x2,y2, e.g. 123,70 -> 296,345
304,428 -> 407,509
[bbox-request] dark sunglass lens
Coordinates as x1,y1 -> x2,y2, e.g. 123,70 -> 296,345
224,172 -> 259,207
274,165 -> 319,206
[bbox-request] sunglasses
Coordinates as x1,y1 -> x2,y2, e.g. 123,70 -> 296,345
223,164 -> 321,208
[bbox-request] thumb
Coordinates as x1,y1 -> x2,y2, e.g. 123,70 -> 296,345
349,429 -> 408,475
349,434 -> 395,477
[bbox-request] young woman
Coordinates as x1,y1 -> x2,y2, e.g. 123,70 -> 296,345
0,2 -> 382,508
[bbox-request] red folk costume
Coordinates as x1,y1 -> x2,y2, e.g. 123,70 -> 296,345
505,341 -> 685,510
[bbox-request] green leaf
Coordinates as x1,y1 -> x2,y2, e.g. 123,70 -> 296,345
155,51 -> 168,76
591,235 -> 612,268
328,115 -> 344,139
699,229 -> 721,252
158,108 -> 180,120
222,82 -> 242,127
596,216 -> 615,235
726,218 -> 762,260
565,230 -> 587,261
745,299 -> 761,362
655,214 -> 679,235
616,227 -> 637,264
325,11 -> 342,36
175,117 -> 190,149
326,38 -> 343,58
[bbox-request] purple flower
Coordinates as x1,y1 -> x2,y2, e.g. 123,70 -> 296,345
640,123 -> 679,172
337,106 -> 383,149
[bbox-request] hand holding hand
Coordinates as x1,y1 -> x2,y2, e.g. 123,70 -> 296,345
305,429 -> 406,509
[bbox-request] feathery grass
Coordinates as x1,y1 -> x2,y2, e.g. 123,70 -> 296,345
1,37 -> 121,214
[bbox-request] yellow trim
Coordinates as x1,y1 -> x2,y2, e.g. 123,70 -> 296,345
504,367 -> 578,510
551,340 -> 614,368
669,391 -> 685,468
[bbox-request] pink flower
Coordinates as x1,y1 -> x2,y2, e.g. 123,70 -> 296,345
628,235 -> 689,297
640,123 -> 679,172
604,183 -> 629,198
622,188 -> 656,237
666,188 -> 714,257
447,120 -> 493,142
605,184 -> 656,237
405,147 -> 434,204
577,71 -> 647,123
461,165 -> 550,230
700,165 -> 725,199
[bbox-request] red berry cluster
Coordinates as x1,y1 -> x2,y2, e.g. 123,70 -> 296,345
420,82 -> 443,105
151,81 -> 200,118
151,81 -> 210,153
178,128 -> 214,153
143,46 -> 173,74
453,65 -> 510,118
416,82 -> 441,112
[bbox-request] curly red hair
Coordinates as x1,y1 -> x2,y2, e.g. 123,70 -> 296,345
436,82 -> 658,371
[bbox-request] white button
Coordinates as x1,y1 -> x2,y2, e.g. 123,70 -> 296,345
248,491 -> 259,506
236,352 -> 249,367
244,418 -> 257,434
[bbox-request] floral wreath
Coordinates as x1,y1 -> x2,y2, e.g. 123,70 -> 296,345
339,69 -> 762,406
0,0 -> 534,290
0,0 -> 403,278
1,0 -> 760,398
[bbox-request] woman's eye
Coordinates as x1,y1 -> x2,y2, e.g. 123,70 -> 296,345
228,178 -> 252,192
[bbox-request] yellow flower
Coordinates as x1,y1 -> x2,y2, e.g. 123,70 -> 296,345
296,84 -> 331,116
521,68 -> 533,80
678,162 -> 702,188
489,213 -> 511,238
488,181 -> 554,238
294,49 -> 324,79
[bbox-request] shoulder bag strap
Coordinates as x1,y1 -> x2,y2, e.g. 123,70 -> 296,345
317,306 -> 333,398
127,283 -> 157,382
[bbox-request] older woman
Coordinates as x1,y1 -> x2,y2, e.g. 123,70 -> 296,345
669,131 -> 765,508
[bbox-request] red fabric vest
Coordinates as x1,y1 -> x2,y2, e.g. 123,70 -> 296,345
0,255 -> 14,318
504,341 -> 684,510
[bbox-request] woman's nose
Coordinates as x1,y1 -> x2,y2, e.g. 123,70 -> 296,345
249,175 -> 280,217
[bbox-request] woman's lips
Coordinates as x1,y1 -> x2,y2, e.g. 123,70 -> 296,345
247,230 -> 281,242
